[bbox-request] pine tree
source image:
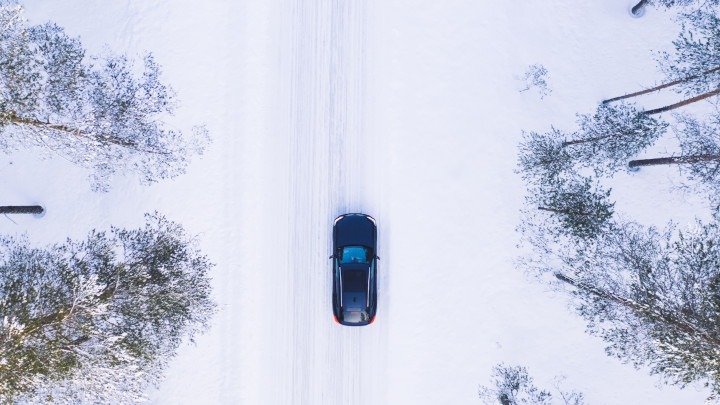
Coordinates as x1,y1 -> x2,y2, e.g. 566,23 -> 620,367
522,174 -> 615,241
565,102 -> 668,174
536,215 -> 720,400
627,113 -> 720,198
605,7 -> 720,111
518,128 -> 575,183
659,8 -> 720,97
0,213 -> 216,403
518,103 -> 668,181
641,0 -> 720,10
517,103 -> 661,244
0,2 -> 208,191
478,364 -> 585,405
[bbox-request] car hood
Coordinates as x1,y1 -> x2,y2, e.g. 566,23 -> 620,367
335,215 -> 374,248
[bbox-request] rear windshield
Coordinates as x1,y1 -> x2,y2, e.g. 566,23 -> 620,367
340,246 -> 369,264
343,310 -> 369,323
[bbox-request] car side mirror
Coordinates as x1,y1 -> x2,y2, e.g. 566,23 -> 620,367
329,255 -> 334,260
376,256 -> 380,260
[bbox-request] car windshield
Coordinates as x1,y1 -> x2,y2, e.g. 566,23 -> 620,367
339,246 -> 369,264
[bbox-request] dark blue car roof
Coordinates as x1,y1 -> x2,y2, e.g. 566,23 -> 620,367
341,268 -> 368,309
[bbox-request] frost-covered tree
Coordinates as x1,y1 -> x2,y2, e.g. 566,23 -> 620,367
0,1 -> 208,191
607,6 -> 720,110
518,103 -> 667,180
517,105 -> 642,241
627,113 -> 720,199
565,103 -> 668,174
658,8 -> 720,97
0,213 -> 216,403
527,214 -> 720,400
478,364 -> 586,405
519,64 -> 551,99
601,67 -> 720,105
635,0 -> 720,11
518,128 -> 575,183
521,174 -> 615,241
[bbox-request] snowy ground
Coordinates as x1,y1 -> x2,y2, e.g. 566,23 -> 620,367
11,0 -> 714,403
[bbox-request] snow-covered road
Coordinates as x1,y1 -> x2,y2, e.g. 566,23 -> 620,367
271,2 -> 387,404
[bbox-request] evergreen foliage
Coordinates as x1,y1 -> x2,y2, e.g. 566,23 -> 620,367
478,364 -> 585,405
0,213 -> 216,403
523,174 -> 615,241
519,64 -> 551,99
518,103 -> 667,181
567,103 -> 668,175
623,113 -> 720,200
518,128 -> 575,184
647,0 -> 720,10
517,102 -> 663,241
674,112 -> 720,195
657,7 -> 720,97
526,214 -> 720,400
0,1 -> 208,191
517,3 -> 720,400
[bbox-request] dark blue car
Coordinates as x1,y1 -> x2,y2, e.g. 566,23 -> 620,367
330,213 -> 378,326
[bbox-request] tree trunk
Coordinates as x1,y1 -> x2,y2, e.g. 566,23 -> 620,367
644,88 -> 720,115
631,0 -> 649,16
602,66 -> 720,104
628,153 -> 720,168
0,205 -> 44,214
5,114 -> 156,152
561,135 -> 613,147
538,206 -> 590,216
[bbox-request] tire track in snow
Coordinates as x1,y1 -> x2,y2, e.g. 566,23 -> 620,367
276,1 -> 385,404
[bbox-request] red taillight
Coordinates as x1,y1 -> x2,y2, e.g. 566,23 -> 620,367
334,315 -> 341,324
368,316 -> 376,325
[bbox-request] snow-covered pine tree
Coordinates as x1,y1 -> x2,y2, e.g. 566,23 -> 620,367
518,103 -> 667,181
0,213 -> 216,403
626,113 -> 720,200
519,64 -> 551,99
478,364 -> 585,405
517,128 -> 576,183
0,1 -> 208,191
639,0 -> 720,11
521,173 -> 615,241
658,8 -> 720,97
517,105 -> 643,242
544,215 -> 720,400
601,66 -> 720,104
564,102 -> 668,175
604,7 -> 720,117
